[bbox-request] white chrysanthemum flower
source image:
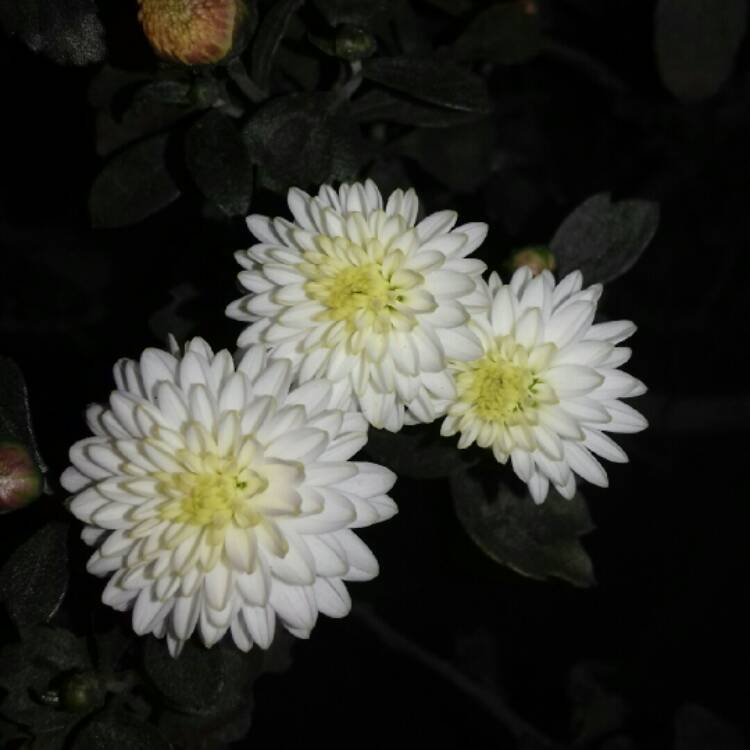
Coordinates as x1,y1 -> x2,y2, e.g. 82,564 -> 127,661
226,179 -> 489,431
441,268 -> 648,504
61,338 -> 397,657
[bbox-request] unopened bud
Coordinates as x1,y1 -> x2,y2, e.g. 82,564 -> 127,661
60,672 -> 103,713
508,245 -> 556,276
138,0 -> 249,66
335,25 -> 377,61
0,441 -> 42,513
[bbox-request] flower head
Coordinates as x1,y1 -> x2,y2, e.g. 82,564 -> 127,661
227,180 -> 489,431
441,269 -> 647,503
62,338 -> 397,656
137,0 -> 246,65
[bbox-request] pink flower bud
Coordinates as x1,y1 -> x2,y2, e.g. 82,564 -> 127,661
0,441 -> 42,513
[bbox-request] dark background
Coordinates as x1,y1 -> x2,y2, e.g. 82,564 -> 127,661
2,0 -> 750,747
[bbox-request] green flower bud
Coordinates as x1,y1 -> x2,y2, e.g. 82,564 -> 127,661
0,441 -> 42,513
335,25 -> 377,61
60,672 -> 103,713
507,245 -> 557,276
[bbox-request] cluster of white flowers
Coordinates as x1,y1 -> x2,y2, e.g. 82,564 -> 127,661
62,179 -> 646,656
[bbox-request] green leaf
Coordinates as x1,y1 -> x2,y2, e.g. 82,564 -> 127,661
655,0 -> 747,102
0,522 -> 69,630
143,638 -> 227,715
549,193 -> 659,285
0,627 -> 90,733
185,110 -> 253,217
351,89 -> 486,128
0,357 -> 45,475
674,704 -> 747,750
314,0 -> 388,27
251,0 -> 305,90
364,427 -> 473,480
396,119 -> 495,193
89,135 -> 181,228
70,715 -> 170,750
363,57 -> 491,113
0,0 -> 106,65
244,93 -> 364,190
568,662 -> 628,745
133,80 -> 194,107
452,2 -> 542,65
451,471 -> 596,587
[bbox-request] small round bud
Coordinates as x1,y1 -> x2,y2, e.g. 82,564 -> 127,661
0,441 -> 42,513
508,245 -> 556,276
60,672 -> 103,713
137,0 -> 249,66
335,25 -> 377,61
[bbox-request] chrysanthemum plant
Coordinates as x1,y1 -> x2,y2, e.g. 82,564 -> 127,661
0,0 -> 664,745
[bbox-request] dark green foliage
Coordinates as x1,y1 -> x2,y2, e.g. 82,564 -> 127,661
452,470 -> 596,588
0,522 -> 69,630
0,358 -> 45,475
550,193 -> 660,285
0,0 -> 105,65
314,0 -> 388,27
674,704 -> 747,750
0,627 -> 91,734
244,92 -> 367,189
362,57 -> 491,113
451,1 -> 542,66
89,135 -> 181,228
70,715 -> 170,750
365,426 -> 472,480
251,0 -> 305,90
185,110 -> 254,216
655,0 -> 747,101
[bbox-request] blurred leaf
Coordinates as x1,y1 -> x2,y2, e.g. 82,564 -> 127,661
398,119 -> 495,192
365,427 -> 473,479
148,283 -> 200,345
0,627 -> 89,733
351,88 -> 486,127
0,0 -> 105,65
89,135 -> 181,228
251,0 -> 305,90
452,2 -> 542,65
568,661 -> 628,745
550,193 -> 659,285
0,522 -> 69,630
451,471 -> 596,587
70,715 -> 170,750
674,704 -> 747,750
362,57 -> 491,113
0,358 -> 45,474
420,0 -> 473,14
655,0 -> 747,102
185,110 -> 253,216
314,0 -> 388,26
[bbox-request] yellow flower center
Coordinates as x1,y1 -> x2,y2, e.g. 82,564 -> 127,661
455,337 -> 545,424
299,231 -> 430,336
159,468 -> 267,530
313,263 -> 392,321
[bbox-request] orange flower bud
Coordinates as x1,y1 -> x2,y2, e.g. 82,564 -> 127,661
508,245 -> 557,276
138,0 -> 247,66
